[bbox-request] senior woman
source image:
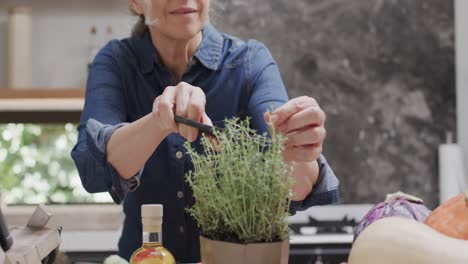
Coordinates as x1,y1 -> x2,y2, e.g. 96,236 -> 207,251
71,0 -> 339,262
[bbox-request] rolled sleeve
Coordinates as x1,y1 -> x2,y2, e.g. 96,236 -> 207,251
289,155 -> 340,214
85,119 -> 143,204
71,40 -> 143,204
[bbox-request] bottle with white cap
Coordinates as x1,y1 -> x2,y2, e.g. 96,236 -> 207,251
130,204 -> 176,264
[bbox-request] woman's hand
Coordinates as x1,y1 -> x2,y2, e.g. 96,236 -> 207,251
264,96 -> 326,200
152,82 -> 213,142
264,96 -> 326,163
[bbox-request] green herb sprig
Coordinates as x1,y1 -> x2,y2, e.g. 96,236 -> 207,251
185,118 -> 293,243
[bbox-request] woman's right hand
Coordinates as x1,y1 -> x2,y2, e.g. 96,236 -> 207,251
152,82 -> 213,142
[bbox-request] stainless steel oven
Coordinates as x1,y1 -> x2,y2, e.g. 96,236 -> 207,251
287,204 -> 373,264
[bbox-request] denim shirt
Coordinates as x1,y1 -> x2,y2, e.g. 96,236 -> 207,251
71,24 -> 339,262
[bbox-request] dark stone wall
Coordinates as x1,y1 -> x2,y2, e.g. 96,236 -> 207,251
213,0 -> 455,207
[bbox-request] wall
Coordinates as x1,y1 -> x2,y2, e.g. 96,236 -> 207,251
214,0 -> 455,207
0,0 -> 131,88
0,0 -> 456,207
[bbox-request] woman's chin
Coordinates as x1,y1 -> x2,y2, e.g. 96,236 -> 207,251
162,24 -> 204,40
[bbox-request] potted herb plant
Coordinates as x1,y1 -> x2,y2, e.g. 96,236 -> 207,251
185,118 -> 293,264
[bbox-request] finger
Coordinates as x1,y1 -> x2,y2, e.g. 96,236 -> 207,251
277,107 -> 325,134
201,112 -> 213,126
175,82 -> 195,116
263,111 -> 279,133
263,111 -> 272,123
158,86 -> 177,130
175,83 -> 191,140
283,144 -> 322,162
186,87 -> 206,142
284,126 -> 326,147
270,96 -> 318,126
152,96 -> 160,117
201,113 -> 220,150
207,136 -> 222,152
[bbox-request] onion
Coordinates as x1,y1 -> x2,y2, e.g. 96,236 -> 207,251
354,192 -> 431,240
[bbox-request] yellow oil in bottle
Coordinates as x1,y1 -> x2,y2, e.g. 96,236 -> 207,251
130,204 -> 175,264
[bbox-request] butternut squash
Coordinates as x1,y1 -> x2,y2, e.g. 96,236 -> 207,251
348,217 -> 468,264
425,191 -> 468,240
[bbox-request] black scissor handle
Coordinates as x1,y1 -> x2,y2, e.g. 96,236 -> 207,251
174,115 -> 222,136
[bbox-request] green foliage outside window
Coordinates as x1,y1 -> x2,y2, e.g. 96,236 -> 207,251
0,124 -> 112,204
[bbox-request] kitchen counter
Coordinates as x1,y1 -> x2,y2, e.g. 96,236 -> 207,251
4,203 -> 373,262
60,204 -> 373,252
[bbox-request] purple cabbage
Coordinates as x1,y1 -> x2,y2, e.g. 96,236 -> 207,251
354,192 -> 432,240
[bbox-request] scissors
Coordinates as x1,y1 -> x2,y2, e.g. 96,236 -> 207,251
174,115 -> 271,146
174,115 -> 223,137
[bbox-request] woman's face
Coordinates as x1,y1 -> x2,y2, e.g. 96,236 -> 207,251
138,0 -> 210,40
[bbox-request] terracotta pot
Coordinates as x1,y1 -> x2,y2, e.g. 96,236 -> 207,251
200,236 -> 289,264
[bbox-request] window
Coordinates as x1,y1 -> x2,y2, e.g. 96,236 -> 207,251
0,123 -> 112,204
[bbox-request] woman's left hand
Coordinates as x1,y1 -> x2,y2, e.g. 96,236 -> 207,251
264,96 -> 326,163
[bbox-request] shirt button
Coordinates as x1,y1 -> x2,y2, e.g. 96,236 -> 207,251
177,191 -> 184,199
176,151 -> 183,159
179,226 -> 185,233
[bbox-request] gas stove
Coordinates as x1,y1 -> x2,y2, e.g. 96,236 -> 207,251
287,204 -> 373,264
289,216 -> 357,235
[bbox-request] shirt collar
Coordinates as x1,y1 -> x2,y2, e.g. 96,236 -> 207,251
134,23 -> 224,74
193,23 -> 224,71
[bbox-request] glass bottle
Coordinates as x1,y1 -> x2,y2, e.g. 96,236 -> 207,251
130,204 -> 176,264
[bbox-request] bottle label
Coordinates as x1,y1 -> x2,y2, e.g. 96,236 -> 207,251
143,232 -> 161,243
